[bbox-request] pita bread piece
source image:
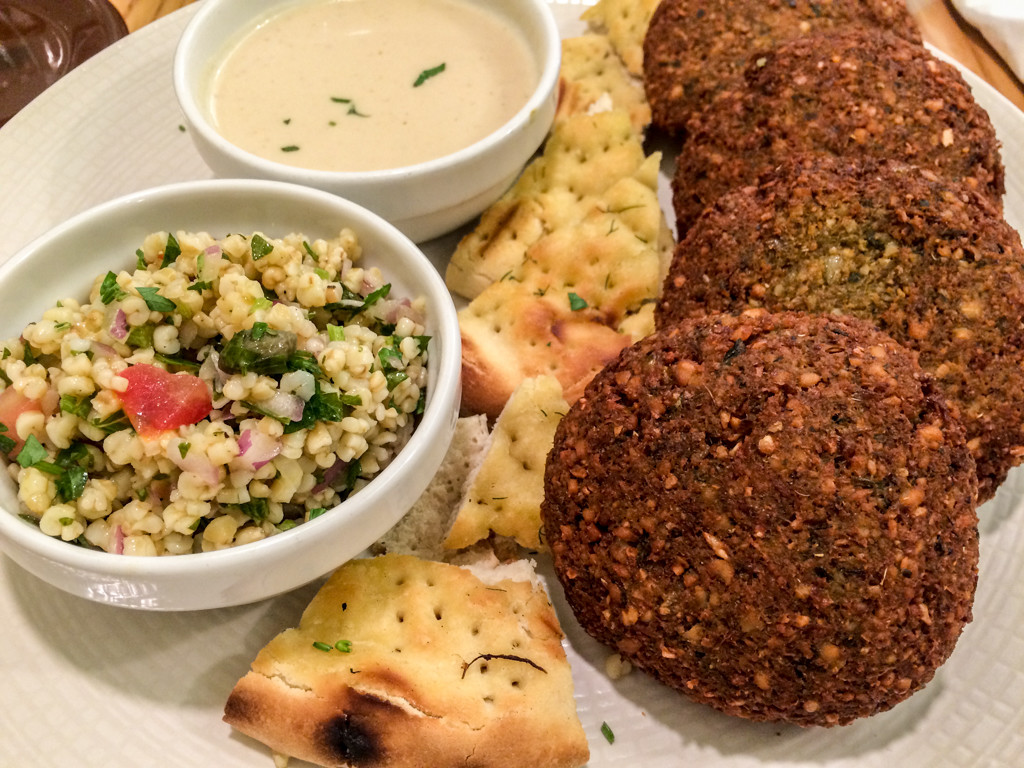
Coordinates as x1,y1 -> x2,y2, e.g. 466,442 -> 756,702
446,109 -> 648,301
224,554 -> 590,768
581,0 -> 663,76
372,415 -> 490,560
458,168 -> 669,418
558,33 -> 651,133
445,376 -> 568,551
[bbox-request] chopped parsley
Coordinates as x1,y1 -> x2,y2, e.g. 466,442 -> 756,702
239,497 -> 270,523
568,292 -> 588,311
89,410 -> 131,435
311,639 -> 353,653
250,234 -> 274,261
59,394 -> 92,419
160,233 -> 181,268
100,271 -> 127,304
281,145 -> 300,152
413,62 -> 446,87
330,96 -> 370,117
16,437 -> 92,503
136,287 -> 176,313
0,425 -> 16,456
16,435 -> 48,468
600,721 -> 615,745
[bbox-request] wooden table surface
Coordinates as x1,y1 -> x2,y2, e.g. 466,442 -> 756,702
109,0 -> 1023,112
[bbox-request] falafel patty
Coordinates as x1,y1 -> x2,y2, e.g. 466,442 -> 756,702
542,311 -> 979,726
642,0 -> 921,135
659,155 -> 1024,502
671,28 -> 1004,236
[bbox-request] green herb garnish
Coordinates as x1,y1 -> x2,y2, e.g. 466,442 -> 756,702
16,435 -> 48,468
239,497 -> 270,523
59,395 -> 92,419
281,145 -> 300,153
136,287 -> 176,313
568,292 -> 588,311
312,641 -> 333,652
0,425 -> 16,456
178,442 -> 191,459
282,385 -> 352,434
413,62 -> 446,87
308,507 -> 328,520
90,410 -> 131,435
126,324 -> 155,349
219,327 -> 297,376
600,722 -> 615,745
344,459 -> 361,490
55,465 -> 87,503
250,296 -> 273,313
160,233 -> 181,268
250,234 -> 274,261
327,324 -> 345,342
154,352 -> 201,371
335,640 -> 353,653
385,371 -> 408,391
100,271 -> 127,304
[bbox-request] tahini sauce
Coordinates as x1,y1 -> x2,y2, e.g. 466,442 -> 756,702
209,0 -> 539,171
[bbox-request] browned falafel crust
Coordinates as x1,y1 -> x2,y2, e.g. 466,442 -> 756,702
671,28 -> 1005,236
658,155 -> 1024,501
642,0 -> 921,135
542,311 -> 979,726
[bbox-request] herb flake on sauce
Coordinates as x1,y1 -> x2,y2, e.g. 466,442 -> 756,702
413,63 -> 446,87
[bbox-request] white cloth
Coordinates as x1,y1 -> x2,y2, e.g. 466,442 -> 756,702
950,0 -> 1024,82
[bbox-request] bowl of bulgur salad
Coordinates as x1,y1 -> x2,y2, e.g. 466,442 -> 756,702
0,179 -> 461,610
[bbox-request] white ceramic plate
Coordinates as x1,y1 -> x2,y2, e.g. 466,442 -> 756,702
0,2 -> 1022,766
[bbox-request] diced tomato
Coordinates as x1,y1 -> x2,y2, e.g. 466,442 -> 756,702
0,387 -> 44,455
116,363 -> 212,437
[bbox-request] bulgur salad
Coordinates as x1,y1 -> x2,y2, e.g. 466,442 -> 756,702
0,228 -> 429,555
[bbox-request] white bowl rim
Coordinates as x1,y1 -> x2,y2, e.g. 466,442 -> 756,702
172,0 -> 562,184
0,178 -> 461,579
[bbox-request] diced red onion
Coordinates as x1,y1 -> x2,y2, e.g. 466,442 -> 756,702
204,244 -> 222,255
237,428 -> 281,470
111,524 -> 124,555
312,459 -> 345,494
394,300 -> 425,326
90,341 -> 118,358
170,439 -> 221,486
109,309 -> 128,340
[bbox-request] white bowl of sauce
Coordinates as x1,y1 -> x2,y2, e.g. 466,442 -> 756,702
173,0 -> 561,243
